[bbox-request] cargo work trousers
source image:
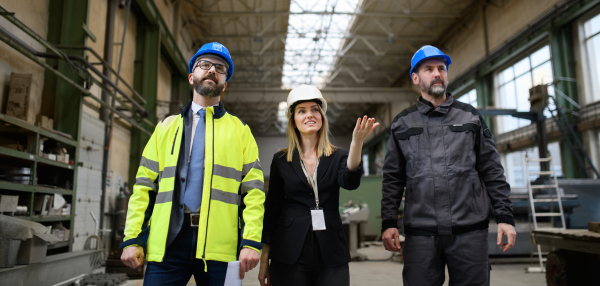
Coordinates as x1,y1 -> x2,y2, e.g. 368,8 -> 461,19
402,228 -> 491,286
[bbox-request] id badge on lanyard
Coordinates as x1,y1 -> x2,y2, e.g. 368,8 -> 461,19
301,159 -> 326,231
311,208 -> 326,231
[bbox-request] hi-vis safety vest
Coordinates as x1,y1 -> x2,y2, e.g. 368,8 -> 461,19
122,101 -> 265,264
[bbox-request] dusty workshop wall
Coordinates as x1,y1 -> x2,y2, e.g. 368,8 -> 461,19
107,122 -> 131,211
0,0 -> 49,124
105,5 -> 138,235
177,26 -> 195,63
255,136 -> 288,179
171,1 -> 196,65
443,10 -> 486,83
444,0 -> 562,83
155,0 -> 197,71
112,5 -> 138,99
82,0 -> 108,113
81,2 -> 138,117
486,0 -> 561,51
157,55 -> 173,121
155,0 -> 174,33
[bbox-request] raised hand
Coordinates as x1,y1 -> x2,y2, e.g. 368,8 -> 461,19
352,116 -> 380,145
347,116 -> 380,170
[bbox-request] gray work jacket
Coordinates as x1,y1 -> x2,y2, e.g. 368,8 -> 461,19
381,95 -> 514,236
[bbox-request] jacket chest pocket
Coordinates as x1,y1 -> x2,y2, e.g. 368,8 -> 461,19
446,123 -> 478,167
395,127 -> 424,177
447,123 -> 478,146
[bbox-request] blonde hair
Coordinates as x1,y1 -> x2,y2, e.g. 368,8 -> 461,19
282,103 -> 336,162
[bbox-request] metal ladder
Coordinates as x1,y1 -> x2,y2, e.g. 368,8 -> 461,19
524,153 -> 566,273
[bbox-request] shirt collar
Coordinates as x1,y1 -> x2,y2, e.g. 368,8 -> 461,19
191,101 -> 218,114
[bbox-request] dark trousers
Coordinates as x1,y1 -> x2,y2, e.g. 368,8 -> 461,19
402,228 -> 490,286
143,223 -> 227,286
270,231 -> 349,286
270,260 -> 349,286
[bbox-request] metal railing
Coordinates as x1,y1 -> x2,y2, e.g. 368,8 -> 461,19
0,6 -> 153,136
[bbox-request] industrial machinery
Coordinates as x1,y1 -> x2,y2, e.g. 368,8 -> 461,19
340,202 -> 370,260
532,224 -> 600,286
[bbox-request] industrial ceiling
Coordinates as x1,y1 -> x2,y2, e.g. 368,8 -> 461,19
178,0 -> 484,135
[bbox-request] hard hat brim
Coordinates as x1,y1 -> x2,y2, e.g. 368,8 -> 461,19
409,55 -> 451,78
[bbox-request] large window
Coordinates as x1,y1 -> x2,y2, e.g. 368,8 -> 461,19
496,46 -> 554,133
584,14 -> 600,103
457,89 -> 477,107
503,142 -> 563,192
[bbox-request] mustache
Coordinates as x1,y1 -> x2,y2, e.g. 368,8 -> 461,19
202,75 -> 218,84
430,78 -> 444,86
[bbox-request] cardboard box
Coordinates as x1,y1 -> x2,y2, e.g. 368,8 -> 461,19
54,148 -> 69,164
0,195 -> 19,213
16,236 -> 47,264
5,73 -> 33,123
33,194 -> 53,215
0,239 -> 21,268
51,229 -> 65,242
37,115 -> 53,130
0,137 -> 24,152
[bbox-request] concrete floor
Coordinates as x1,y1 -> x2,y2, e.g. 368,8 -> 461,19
122,245 -> 547,286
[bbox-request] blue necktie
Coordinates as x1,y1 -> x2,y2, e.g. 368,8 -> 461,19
184,109 -> 206,212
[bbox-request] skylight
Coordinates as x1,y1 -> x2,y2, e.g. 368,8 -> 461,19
281,0 -> 360,89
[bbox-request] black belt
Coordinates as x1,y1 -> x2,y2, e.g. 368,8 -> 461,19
183,213 -> 200,227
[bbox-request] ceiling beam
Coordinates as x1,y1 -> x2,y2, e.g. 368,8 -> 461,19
208,34 -> 437,41
195,11 -> 460,18
232,51 -> 412,58
222,87 -> 415,103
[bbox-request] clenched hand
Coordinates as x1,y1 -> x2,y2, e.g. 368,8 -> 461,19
121,245 -> 144,271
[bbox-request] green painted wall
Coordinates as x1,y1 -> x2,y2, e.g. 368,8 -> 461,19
339,176 -> 389,236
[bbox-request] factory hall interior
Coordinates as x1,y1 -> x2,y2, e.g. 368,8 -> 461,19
2,0 -> 600,285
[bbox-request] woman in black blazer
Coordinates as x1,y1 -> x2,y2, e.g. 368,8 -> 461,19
258,84 -> 379,286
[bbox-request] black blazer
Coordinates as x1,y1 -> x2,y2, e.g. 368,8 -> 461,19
262,148 -> 363,266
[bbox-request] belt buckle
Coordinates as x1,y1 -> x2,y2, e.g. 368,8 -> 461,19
190,213 -> 200,227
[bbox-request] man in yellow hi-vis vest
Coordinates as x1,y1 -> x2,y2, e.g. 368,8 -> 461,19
120,42 -> 265,285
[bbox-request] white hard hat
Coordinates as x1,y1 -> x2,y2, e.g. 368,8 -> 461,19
285,84 -> 328,119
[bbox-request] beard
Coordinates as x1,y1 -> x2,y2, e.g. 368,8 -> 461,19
419,77 -> 446,98
193,74 -> 225,98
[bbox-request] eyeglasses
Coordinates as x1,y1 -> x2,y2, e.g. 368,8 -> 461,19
195,60 -> 228,74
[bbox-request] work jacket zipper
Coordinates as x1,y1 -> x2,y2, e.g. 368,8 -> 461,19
202,115 -> 215,271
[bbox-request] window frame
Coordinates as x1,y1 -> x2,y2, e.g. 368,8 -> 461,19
492,43 -> 554,134
455,88 -> 478,107
575,8 -> 600,179
501,141 -> 564,191
576,6 -> 600,106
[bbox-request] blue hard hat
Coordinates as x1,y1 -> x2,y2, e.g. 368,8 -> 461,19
409,45 -> 451,78
189,42 -> 234,82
